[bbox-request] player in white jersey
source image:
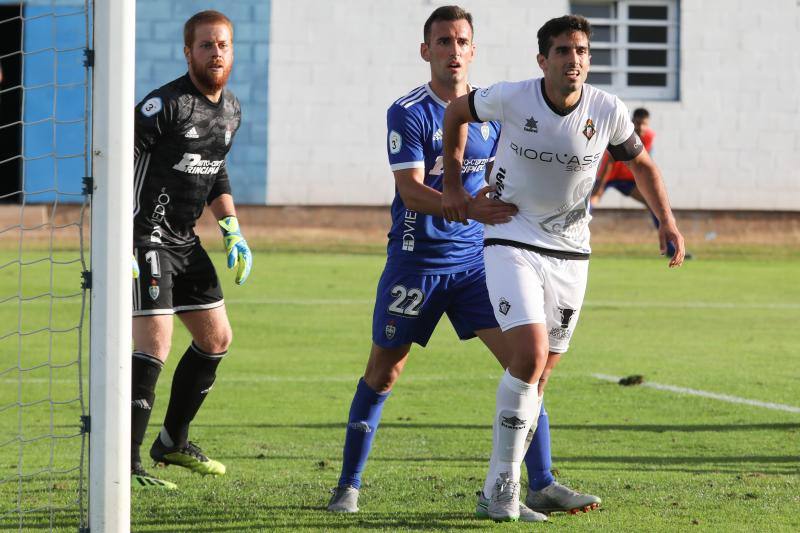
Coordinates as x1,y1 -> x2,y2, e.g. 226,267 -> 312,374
441,15 -> 685,521
327,6 -> 599,522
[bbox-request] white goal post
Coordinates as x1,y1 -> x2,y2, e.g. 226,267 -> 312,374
89,0 -> 135,531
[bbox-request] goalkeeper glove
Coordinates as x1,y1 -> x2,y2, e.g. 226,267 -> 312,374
218,216 -> 252,285
132,254 -> 140,279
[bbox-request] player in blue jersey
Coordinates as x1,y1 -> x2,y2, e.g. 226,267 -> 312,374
326,6 -> 599,520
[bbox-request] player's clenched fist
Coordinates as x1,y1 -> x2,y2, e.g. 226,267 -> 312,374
218,216 -> 252,285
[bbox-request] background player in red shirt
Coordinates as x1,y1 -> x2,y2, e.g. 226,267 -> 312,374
590,108 -> 686,258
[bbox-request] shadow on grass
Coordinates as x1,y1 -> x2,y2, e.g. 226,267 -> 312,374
233,453 -> 798,466
551,423 -> 800,432
552,455 -> 799,465
231,454 -> 487,462
561,465 -> 799,475
134,510 -> 488,531
195,421 -> 800,432
551,455 -> 799,476
0,508 -> 83,530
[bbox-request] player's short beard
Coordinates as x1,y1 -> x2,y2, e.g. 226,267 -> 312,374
189,57 -> 232,94
435,67 -> 463,89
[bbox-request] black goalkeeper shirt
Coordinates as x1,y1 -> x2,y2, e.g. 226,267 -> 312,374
133,74 -> 241,250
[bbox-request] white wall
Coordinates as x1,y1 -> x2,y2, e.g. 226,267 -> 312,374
267,0 -> 800,210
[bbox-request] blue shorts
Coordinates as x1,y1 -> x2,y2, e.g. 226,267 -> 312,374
606,179 -> 637,196
371,265 -> 498,348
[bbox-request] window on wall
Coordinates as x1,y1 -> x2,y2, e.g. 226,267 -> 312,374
570,0 -> 679,100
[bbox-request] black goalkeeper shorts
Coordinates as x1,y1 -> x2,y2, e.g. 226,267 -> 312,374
132,242 -> 224,316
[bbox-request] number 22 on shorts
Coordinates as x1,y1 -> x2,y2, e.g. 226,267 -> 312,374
387,284 -> 425,317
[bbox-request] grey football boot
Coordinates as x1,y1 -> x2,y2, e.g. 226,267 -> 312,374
327,485 -> 359,513
526,481 -> 601,514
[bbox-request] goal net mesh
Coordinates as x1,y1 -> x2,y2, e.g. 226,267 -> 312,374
0,1 -> 91,530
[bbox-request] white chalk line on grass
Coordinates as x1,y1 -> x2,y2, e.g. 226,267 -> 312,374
223,298 -> 800,310
8,298 -> 800,310
592,373 -> 800,414
586,300 -> 800,310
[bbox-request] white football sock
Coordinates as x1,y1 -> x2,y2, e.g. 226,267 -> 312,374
522,394 -> 544,456
483,370 -> 540,497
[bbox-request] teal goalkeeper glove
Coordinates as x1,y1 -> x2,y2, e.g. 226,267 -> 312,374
132,254 -> 140,279
218,216 -> 252,285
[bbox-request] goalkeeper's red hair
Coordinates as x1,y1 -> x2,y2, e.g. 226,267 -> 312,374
183,10 -> 233,49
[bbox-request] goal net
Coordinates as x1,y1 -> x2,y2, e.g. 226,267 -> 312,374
0,1 -> 133,531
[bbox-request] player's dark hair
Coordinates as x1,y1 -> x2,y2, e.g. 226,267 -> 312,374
632,108 -> 650,121
184,10 -> 234,49
423,5 -> 473,44
537,15 -> 592,56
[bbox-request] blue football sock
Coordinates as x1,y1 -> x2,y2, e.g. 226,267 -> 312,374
337,378 -> 390,489
524,401 -> 555,491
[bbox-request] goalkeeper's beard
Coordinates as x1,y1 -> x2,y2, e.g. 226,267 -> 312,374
189,60 -> 232,94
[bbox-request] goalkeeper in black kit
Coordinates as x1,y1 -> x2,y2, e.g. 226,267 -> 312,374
130,10 -> 252,489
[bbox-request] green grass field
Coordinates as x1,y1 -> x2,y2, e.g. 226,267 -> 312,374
1,244 -> 799,531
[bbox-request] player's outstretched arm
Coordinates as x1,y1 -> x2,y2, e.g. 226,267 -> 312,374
441,94 -> 476,223
624,151 -> 685,268
209,194 -> 252,285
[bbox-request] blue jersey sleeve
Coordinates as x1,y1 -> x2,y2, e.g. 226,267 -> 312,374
387,104 -> 425,171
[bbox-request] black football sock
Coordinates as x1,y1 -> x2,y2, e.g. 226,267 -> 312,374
131,351 -> 163,467
162,343 -> 225,448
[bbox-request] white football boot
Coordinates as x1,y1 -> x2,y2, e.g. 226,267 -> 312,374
476,490 -> 547,522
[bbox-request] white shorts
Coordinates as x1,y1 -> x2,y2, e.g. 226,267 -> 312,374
483,245 -> 589,353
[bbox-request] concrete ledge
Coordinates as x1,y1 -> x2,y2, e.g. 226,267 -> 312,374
167,206 -> 800,246
0,205 -> 797,246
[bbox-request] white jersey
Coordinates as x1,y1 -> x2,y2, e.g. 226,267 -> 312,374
470,78 -> 641,255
